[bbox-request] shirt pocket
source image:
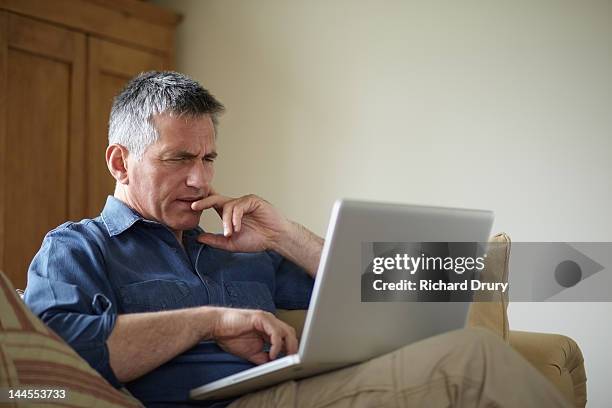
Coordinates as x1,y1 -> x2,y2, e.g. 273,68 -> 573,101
224,281 -> 276,314
119,279 -> 192,313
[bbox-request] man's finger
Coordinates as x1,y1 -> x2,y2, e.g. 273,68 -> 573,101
284,330 -> 299,355
196,232 -> 232,250
191,193 -> 232,214
233,206 -> 244,233
269,332 -> 283,360
230,196 -> 259,233
248,351 -> 270,365
222,202 -> 235,237
258,317 -> 287,361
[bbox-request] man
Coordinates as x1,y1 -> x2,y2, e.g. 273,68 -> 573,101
25,72 -> 571,407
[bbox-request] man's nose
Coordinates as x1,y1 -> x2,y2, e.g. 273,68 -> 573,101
186,160 -> 212,190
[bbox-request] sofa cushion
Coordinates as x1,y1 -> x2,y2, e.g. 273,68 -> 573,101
0,269 -> 143,407
466,232 -> 511,342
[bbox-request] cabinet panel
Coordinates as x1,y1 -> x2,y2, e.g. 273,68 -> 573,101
86,38 -> 168,217
0,0 -> 178,53
0,13 -> 85,288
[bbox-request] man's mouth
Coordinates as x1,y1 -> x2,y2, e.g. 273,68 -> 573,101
176,196 -> 204,207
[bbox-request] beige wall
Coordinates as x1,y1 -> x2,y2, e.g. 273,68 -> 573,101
154,0 -> 611,405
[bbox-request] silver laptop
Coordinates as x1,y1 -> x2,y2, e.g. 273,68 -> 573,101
190,199 -> 494,401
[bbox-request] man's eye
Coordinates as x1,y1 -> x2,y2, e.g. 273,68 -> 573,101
163,157 -> 189,164
204,157 -> 215,163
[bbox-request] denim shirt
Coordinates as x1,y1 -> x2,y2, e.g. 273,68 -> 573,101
24,196 -> 314,407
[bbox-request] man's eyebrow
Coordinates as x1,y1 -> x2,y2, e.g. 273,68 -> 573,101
161,150 -> 197,159
161,150 -> 218,159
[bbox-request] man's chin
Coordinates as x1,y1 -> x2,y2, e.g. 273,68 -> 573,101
166,214 -> 202,232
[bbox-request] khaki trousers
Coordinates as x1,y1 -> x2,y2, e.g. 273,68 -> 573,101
229,328 -> 571,408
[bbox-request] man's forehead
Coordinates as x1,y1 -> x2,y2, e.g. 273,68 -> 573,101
154,112 -> 214,132
155,140 -> 217,158
153,113 -> 216,151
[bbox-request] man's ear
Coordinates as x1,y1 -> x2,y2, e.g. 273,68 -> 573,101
106,144 -> 130,184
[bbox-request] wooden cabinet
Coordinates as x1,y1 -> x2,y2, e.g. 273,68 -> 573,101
0,13 -> 86,289
0,0 -> 180,288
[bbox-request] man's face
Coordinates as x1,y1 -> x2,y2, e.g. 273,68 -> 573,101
125,113 -> 217,232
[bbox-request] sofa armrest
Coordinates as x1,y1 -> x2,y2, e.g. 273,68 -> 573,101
276,309 -> 307,339
509,330 -> 586,408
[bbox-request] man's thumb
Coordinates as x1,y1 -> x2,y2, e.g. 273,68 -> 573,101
196,232 -> 229,249
248,351 -> 271,365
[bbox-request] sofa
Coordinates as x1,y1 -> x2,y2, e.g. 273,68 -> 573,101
0,233 -> 586,407
0,268 -> 143,407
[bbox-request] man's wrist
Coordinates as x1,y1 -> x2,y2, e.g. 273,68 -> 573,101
270,220 -> 323,278
270,220 -> 299,255
193,306 -> 221,340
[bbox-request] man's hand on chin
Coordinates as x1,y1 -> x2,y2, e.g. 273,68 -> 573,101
191,189 -> 323,278
191,190 -> 291,253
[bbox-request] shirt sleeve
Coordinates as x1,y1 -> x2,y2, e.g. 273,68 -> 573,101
24,225 -> 122,388
270,251 -> 315,310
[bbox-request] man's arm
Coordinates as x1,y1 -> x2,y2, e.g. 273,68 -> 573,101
272,220 -> 324,278
107,307 -> 211,382
193,192 -> 324,277
107,306 -> 297,383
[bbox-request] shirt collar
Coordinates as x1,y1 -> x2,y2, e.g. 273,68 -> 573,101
101,196 -> 145,237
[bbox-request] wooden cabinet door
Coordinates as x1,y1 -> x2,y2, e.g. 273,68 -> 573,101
87,38 -> 169,217
0,12 -> 85,288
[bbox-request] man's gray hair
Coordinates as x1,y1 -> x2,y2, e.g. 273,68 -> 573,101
109,71 -> 225,160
